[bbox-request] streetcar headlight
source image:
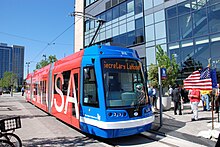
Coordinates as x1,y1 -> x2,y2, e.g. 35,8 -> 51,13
106,110 -> 128,119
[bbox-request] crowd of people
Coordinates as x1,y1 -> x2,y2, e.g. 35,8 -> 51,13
148,84 -> 220,122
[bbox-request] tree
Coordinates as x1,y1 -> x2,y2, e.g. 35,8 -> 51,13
148,45 -> 179,89
1,72 -> 17,88
36,55 -> 57,69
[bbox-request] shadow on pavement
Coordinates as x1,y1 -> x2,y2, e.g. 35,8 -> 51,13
152,114 -> 216,147
0,114 -> 49,120
23,136 -> 98,146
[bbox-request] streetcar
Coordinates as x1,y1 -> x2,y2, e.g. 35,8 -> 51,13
25,45 -> 154,138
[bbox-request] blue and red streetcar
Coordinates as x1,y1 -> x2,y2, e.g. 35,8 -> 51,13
25,45 -> 154,138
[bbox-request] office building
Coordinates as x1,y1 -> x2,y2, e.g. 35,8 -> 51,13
0,43 -> 25,86
74,0 -> 220,82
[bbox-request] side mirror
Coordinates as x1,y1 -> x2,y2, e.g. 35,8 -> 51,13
84,68 -> 91,80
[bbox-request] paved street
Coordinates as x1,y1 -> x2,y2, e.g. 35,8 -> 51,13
0,93 -> 219,146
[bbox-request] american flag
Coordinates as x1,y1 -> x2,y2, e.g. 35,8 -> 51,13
184,67 -> 212,90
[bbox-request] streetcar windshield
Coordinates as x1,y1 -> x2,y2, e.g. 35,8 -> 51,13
102,58 -> 148,108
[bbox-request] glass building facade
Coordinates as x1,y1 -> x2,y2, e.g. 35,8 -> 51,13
82,0 -> 220,83
0,43 -> 25,86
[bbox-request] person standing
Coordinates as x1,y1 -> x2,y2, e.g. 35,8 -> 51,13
215,88 -> 220,113
169,85 -> 174,103
188,89 -> 200,121
148,85 -> 153,105
172,84 -> 182,115
200,90 -> 211,111
152,86 -> 157,109
21,86 -> 25,96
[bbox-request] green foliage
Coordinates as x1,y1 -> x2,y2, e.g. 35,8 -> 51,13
148,45 -> 179,88
0,72 -> 17,88
36,55 -> 57,69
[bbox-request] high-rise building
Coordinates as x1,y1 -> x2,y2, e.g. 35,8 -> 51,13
0,43 -> 24,86
74,0 -> 220,82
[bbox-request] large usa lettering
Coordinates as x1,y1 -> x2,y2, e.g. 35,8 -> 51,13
53,72 -> 79,119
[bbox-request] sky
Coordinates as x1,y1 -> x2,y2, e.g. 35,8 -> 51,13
0,0 -> 75,77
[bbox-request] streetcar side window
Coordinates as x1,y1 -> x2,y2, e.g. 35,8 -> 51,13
83,67 -> 99,107
54,75 -> 61,94
62,71 -> 70,95
41,80 -> 46,105
54,71 -> 70,95
72,73 -> 78,116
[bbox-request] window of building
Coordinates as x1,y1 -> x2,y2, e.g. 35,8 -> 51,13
155,21 -> 166,39
166,6 -> 177,19
112,33 -> 127,47
145,25 -> 155,42
112,5 -> 119,19
119,2 -> 127,16
85,20 -> 90,32
155,10 -> 165,23
113,26 -> 119,37
135,0 -> 143,14
156,38 -> 166,45
106,0 -> 112,9
127,31 -> 136,46
100,13 -> 106,21
90,19 -> 95,29
136,28 -> 144,44
177,0 -> 191,15
85,0 -> 98,7
210,33 -> 220,69
127,21 -> 135,32
191,0 -> 207,11
180,39 -> 194,66
144,0 -> 153,10
127,0 -> 134,13
119,23 -> 127,34
208,3 -> 220,34
192,8 -> 208,37
100,31 -> 106,41
145,14 -> 154,26
169,44 -> 180,64
135,17 -> 144,29
106,29 -> 112,39
106,9 -> 112,22
209,0 -> 220,6
83,67 -> 99,107
179,13 -> 193,39
146,46 -> 156,65
85,0 -> 90,7
167,17 -> 179,42
153,0 -> 163,6
112,0 -> 118,7
194,36 -> 210,68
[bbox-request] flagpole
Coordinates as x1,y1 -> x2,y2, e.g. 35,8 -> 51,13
158,67 -> 163,127
209,58 -> 215,130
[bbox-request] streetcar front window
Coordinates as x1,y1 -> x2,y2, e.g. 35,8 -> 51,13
102,58 -> 148,108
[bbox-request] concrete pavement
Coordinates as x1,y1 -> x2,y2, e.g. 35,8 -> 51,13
152,102 -> 219,147
0,93 -> 219,146
0,93 -> 110,147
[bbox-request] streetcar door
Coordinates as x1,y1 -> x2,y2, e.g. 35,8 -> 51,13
70,68 -> 80,129
81,66 -> 100,125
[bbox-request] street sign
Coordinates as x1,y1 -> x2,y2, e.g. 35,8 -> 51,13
161,68 -> 167,80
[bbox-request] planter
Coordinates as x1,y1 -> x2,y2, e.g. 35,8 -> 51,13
156,96 -> 172,111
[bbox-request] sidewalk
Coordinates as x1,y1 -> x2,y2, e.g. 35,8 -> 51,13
152,102 -> 219,147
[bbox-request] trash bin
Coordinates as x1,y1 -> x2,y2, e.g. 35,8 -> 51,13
156,96 -> 172,111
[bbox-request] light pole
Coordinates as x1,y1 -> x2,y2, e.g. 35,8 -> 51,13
26,62 -> 30,75
42,54 -> 46,61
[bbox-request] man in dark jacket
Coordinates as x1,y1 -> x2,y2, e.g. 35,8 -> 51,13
172,84 -> 182,115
